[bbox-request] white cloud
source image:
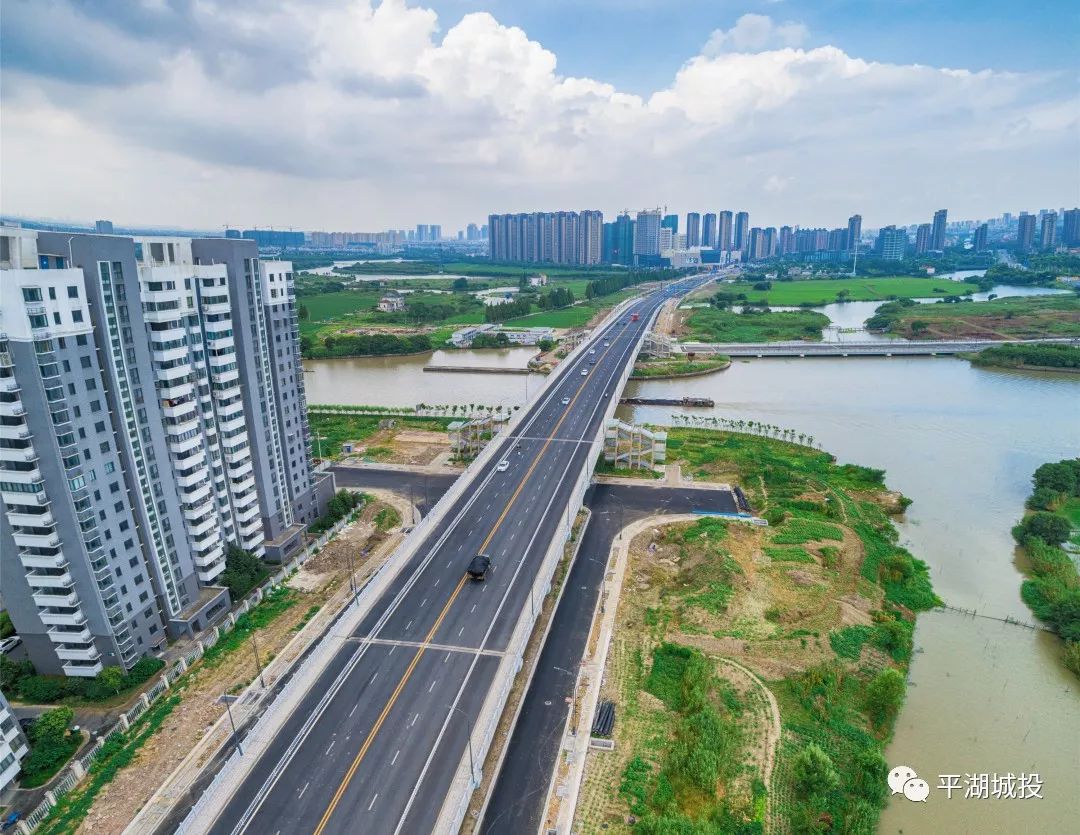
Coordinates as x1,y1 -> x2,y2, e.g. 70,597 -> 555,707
0,2 -> 1074,231
702,13 -> 808,55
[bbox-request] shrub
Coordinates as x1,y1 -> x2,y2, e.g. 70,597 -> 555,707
1014,512 -> 1071,546
864,668 -> 905,731
792,742 -> 840,798
309,490 -> 366,535
221,545 -> 270,601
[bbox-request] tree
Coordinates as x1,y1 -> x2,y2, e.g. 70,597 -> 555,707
31,707 -> 73,745
452,276 -> 469,291
792,742 -> 839,797
1015,512 -> 1072,546
865,668 -> 905,730
98,666 -> 124,695
298,303 -> 309,320
909,320 -> 929,335
221,544 -> 269,600
1033,461 -> 1080,496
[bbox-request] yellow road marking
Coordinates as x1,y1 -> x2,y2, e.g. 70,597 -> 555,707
311,326 -> 628,833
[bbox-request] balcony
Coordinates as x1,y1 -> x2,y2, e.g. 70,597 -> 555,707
0,445 -> 37,463
210,366 -> 240,385
25,571 -> 74,589
157,379 -> 194,400
175,465 -> 209,489
38,609 -> 87,627
0,377 -> 18,394
227,459 -> 254,480
239,515 -> 263,537
193,542 -> 225,568
12,530 -> 59,549
223,446 -> 251,466
33,589 -> 79,608
20,552 -> 66,570
47,624 -> 93,644
0,423 -> 31,440
200,298 -> 232,316
151,344 -> 190,364
55,644 -> 101,662
197,560 -> 227,584
191,525 -> 220,550
62,659 -> 104,678
180,480 -> 212,505
7,507 -> 52,526
218,413 -> 247,433
168,433 -> 202,457
0,400 -> 25,418
230,475 -> 256,496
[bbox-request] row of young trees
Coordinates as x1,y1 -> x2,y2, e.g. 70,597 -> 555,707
669,413 -> 818,449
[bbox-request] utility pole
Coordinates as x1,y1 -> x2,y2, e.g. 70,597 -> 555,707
448,705 -> 479,784
345,547 -> 358,604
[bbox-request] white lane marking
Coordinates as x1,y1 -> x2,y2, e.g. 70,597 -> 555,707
470,604 -> 477,613
420,598 -> 427,608
444,651 -> 451,664
298,782 -> 309,799
410,713 -> 420,727
434,578 -> 440,587
348,703 -> 358,718
326,740 -> 335,755
391,750 -> 400,766
458,626 -> 465,636
429,680 -> 437,693
370,672 -> 379,685
388,645 -> 396,655
405,620 -> 413,631
368,794 -> 378,811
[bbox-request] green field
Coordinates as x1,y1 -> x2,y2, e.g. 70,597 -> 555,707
729,277 -> 981,306
683,308 -> 830,342
332,260 -> 631,281
308,412 -> 454,460
503,288 -> 641,329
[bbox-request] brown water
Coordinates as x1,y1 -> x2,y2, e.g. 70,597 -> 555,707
303,347 -> 544,408
619,357 -> 1080,834
303,350 -> 1079,832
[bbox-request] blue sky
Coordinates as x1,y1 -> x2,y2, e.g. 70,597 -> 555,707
1,1 -> 1076,231
426,0 -> 1080,92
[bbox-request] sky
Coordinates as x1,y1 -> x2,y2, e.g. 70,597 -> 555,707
1,0 -> 1077,234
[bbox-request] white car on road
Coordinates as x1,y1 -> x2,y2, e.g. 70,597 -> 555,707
497,460 -> 510,472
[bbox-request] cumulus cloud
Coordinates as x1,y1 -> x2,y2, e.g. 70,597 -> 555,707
702,13 -> 808,55
0,1 -> 1073,230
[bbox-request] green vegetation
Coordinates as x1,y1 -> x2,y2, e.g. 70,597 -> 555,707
620,643 -> 747,833
308,489 -> 367,536
35,692 -> 181,835
374,506 -> 402,531
684,307 -> 829,342
866,294 -> 1080,339
19,707 -> 81,788
306,331 -> 434,359
631,356 -> 730,379
308,410 -> 454,462
202,586 -> 299,666
1012,458 -> 1080,677
221,545 -> 270,601
719,276 -> 980,306
971,342 -> 1080,371
0,610 -> 13,639
2,656 -> 164,706
977,256 -> 1080,289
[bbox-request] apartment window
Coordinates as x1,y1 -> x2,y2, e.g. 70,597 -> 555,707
81,356 -> 92,368
104,461 -> 115,474
111,481 -> 121,494
124,538 -> 133,550
90,400 -> 101,413
68,383 -> 77,395
72,309 -> 84,323
72,405 -> 81,418
86,378 -> 97,391
100,441 -> 110,453
29,314 -> 48,328
135,574 -> 144,585
48,287 -> 57,300
128,556 -> 138,568
67,286 -> 79,299
22,288 -> 42,302
95,421 -> 105,433
76,334 -> 87,346
62,359 -> 71,372
53,312 -> 62,325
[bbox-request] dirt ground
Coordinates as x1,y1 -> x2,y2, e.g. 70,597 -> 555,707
75,497 -> 409,835
341,426 -> 452,466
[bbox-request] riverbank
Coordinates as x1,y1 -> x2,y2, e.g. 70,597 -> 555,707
868,294 -> 1080,340
722,276 -> 983,306
680,306 -> 830,342
574,428 -> 935,834
630,356 -> 730,379
1011,458 -> 1080,677
965,342 -> 1080,371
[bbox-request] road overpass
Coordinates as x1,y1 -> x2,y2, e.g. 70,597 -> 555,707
680,337 -> 1079,357
175,278 -> 706,835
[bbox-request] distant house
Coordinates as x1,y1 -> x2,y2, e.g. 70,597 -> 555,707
527,274 -> 548,287
377,290 -> 406,312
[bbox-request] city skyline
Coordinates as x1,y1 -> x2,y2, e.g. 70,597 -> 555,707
2,2 -> 1075,232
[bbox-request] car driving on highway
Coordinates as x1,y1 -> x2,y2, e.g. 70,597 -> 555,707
561,396 -> 571,405
467,554 -> 491,580
581,369 -> 588,375
496,459 -> 510,472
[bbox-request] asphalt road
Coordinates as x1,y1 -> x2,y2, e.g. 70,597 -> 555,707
330,467 -> 457,518
201,280 -> 704,835
480,483 -> 737,834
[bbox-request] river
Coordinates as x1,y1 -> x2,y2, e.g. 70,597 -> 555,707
301,301 -> 1080,832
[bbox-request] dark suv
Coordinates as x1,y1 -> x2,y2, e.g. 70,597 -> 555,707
467,554 -> 492,580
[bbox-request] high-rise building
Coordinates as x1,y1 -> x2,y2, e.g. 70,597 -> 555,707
1063,209 -> 1080,246
1016,213 -> 1037,251
876,225 -> 908,260
914,223 -> 932,255
764,228 -> 778,258
717,211 -> 733,252
685,213 -> 701,248
973,224 -> 989,252
734,212 -> 750,253
847,215 -> 862,252
634,210 -> 662,261
659,227 -> 674,252
240,229 -> 305,249
430,225 -> 442,241
748,227 -> 765,260
701,213 -> 717,249
827,228 -> 848,252
931,209 -> 947,251
661,214 -> 678,236
0,228 -> 334,678
486,211 -> 603,265
1039,212 -> 1058,250
94,220 -> 114,235
609,213 -> 635,265
1,689 -> 28,793
466,223 -> 480,241
779,226 -> 795,256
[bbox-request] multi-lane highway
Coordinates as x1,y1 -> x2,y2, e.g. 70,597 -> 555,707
198,279 -> 701,835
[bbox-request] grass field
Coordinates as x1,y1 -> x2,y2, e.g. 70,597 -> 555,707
887,295 -> 1080,339
503,288 -> 640,329
728,276 -> 981,305
683,307 -> 830,342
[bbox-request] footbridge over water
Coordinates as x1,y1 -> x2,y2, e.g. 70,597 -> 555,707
679,337 -> 1079,358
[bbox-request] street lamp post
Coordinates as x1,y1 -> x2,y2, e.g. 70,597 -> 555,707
447,704 -> 479,785
345,546 -> 358,604
224,692 -> 243,756
250,633 -> 267,689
